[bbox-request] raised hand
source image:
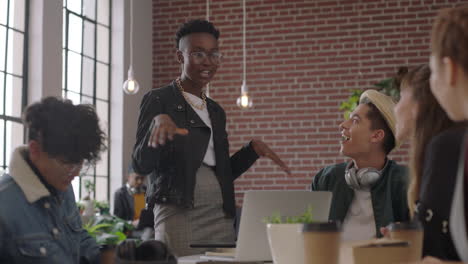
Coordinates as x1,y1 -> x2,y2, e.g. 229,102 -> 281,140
251,139 -> 291,175
148,114 -> 189,148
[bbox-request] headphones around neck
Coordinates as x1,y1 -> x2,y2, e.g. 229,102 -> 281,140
345,161 -> 386,190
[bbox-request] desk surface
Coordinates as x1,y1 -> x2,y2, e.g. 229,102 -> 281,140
177,244 -> 353,264
177,254 -> 271,264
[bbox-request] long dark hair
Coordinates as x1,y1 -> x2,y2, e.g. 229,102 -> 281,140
399,65 -> 455,216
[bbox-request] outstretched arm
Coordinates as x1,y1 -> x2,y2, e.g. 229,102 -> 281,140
250,139 -> 291,175
230,139 -> 291,179
132,92 -> 188,175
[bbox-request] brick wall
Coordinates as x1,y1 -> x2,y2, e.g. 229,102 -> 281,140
152,0 -> 467,204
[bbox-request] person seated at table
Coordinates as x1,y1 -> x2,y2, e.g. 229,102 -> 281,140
393,64 -> 468,262
409,5 -> 468,263
0,97 -> 106,263
113,164 -> 146,226
312,90 -> 409,241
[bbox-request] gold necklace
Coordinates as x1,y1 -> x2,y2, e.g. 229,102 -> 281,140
176,78 -> 207,110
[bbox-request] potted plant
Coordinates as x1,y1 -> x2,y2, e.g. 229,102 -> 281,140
84,214 -> 134,264
340,77 -> 400,119
81,180 -> 96,224
264,206 -> 314,264
94,200 -> 110,215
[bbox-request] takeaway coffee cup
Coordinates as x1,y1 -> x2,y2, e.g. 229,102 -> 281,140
388,221 -> 423,261
302,221 -> 342,264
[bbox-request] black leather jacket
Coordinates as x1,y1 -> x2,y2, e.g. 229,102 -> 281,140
132,82 -> 259,218
415,126 -> 468,261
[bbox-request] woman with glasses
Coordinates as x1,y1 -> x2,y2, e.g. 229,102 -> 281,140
132,19 -> 290,257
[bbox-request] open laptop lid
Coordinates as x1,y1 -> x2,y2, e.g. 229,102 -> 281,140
235,190 -> 332,262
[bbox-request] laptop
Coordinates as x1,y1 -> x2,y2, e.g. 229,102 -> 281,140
200,190 -> 332,262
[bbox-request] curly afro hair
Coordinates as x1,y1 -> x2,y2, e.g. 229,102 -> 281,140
23,97 -> 106,164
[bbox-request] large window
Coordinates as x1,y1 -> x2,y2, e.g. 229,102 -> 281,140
0,0 -> 28,174
62,0 -> 111,202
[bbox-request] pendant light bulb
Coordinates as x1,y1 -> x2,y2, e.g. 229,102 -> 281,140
236,82 -> 253,109
123,66 -> 140,95
237,0 -> 252,109
122,0 -> 139,95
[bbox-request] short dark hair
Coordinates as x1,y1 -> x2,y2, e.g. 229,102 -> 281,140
175,19 -> 220,49
23,97 -> 106,164
360,98 -> 396,154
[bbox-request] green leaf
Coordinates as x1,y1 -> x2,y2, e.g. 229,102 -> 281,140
86,223 -> 113,234
114,231 -> 127,241
83,213 -> 133,245
340,89 -> 364,119
263,206 -> 314,224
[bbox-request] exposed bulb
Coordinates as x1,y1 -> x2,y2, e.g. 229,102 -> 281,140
236,92 -> 253,109
123,79 -> 140,95
123,66 -> 140,95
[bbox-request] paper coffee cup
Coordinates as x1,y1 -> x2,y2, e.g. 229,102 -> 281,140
388,221 -> 423,261
302,222 -> 342,264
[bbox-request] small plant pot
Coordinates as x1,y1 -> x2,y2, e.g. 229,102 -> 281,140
100,244 -> 116,264
266,223 -> 304,264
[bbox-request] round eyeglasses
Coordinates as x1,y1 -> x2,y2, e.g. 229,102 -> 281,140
53,158 -> 91,177
185,51 -> 222,65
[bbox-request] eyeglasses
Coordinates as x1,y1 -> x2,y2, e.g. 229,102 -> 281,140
53,158 -> 91,177
185,51 -> 223,65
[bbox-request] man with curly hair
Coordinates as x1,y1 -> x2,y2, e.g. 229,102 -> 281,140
0,97 -> 106,264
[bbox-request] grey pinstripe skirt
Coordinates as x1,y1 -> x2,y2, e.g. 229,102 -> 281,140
152,164 -> 235,257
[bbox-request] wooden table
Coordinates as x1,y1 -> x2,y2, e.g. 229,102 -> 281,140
177,241 -> 416,264
177,245 -> 353,264
177,254 -> 270,264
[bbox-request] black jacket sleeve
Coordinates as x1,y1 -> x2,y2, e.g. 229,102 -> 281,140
132,91 -> 168,175
311,168 -> 327,191
230,141 -> 260,180
215,106 -> 259,180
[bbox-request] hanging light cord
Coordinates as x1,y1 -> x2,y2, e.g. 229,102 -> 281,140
129,0 -> 134,71
205,0 -> 211,97
242,0 -> 246,88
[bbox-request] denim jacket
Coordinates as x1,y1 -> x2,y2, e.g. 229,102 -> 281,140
0,146 -> 100,264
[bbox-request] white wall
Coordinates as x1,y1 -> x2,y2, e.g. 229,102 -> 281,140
110,0 -> 152,210
27,0 -> 153,206
28,0 -> 62,100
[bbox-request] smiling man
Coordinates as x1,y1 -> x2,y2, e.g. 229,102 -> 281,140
0,97 -> 106,263
312,90 -> 409,241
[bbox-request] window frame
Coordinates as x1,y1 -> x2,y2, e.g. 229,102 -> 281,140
0,0 -> 29,172
62,0 -> 111,202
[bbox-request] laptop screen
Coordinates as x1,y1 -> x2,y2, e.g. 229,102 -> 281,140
235,190 -> 332,262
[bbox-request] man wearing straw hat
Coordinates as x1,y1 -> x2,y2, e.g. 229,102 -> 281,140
312,90 -> 409,241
